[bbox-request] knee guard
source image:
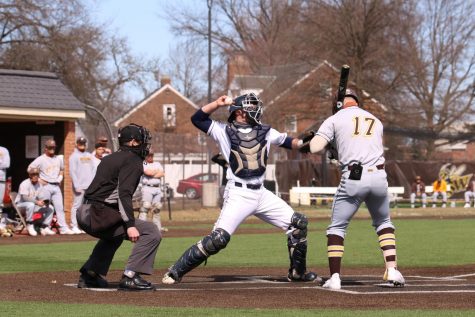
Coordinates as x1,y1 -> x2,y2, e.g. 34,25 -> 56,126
152,202 -> 163,211
168,228 -> 231,281
287,213 -> 309,277
142,201 -> 152,209
199,228 -> 231,256
289,212 -> 308,242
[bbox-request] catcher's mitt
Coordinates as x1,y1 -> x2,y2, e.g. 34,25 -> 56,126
299,131 -> 315,153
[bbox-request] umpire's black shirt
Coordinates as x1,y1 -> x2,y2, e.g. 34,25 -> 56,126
85,149 -> 143,228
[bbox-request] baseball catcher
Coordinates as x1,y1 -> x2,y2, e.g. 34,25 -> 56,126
162,93 -> 320,284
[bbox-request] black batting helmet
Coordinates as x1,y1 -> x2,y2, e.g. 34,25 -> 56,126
332,88 -> 360,114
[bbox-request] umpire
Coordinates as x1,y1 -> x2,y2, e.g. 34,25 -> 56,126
77,124 -> 161,291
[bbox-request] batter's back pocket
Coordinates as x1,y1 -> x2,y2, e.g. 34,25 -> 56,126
349,163 -> 363,180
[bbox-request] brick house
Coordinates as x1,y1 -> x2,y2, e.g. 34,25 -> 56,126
113,78 -> 212,162
0,69 -> 86,220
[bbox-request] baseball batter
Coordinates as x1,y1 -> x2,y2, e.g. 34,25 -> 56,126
28,139 -> 74,235
139,152 -> 167,232
302,89 -> 405,289
162,93 -> 318,284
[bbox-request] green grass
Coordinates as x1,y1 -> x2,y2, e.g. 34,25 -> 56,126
2,301 -> 474,317
1,218 -> 474,274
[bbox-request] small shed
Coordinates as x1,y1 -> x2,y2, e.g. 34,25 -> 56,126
0,69 -> 86,217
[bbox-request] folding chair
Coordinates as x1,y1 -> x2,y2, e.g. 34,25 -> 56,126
9,192 -> 27,234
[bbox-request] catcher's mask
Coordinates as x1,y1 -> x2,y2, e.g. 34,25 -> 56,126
332,88 -> 360,114
118,123 -> 152,159
228,92 -> 263,125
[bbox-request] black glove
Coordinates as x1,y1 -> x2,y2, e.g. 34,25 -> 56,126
302,131 -> 315,144
299,131 -> 315,153
326,143 -> 338,160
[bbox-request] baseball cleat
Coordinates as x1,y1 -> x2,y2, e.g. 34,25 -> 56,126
77,269 -> 109,288
40,227 -> 56,236
464,203 -> 470,208
383,268 -> 405,287
26,224 -> 37,236
60,227 -> 75,235
118,274 -> 155,291
322,273 -> 341,290
162,272 -> 180,284
287,270 -> 322,283
71,227 -> 83,234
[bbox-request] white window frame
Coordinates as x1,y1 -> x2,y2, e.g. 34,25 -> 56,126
163,104 -> 176,128
285,114 -> 297,133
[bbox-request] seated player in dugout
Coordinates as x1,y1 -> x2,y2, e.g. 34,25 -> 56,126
162,93 -> 320,284
300,88 -> 405,289
432,175 -> 448,208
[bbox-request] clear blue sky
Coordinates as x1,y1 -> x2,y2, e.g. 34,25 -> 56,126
88,0 -> 178,60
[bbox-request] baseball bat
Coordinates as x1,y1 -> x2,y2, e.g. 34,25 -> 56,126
335,64 -> 350,110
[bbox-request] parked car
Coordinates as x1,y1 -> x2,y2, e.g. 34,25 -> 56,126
176,173 -> 218,199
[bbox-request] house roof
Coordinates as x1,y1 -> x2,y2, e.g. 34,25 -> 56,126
114,83 -> 199,127
0,69 -> 84,111
229,75 -> 275,91
261,60 -> 388,112
259,61 -> 323,107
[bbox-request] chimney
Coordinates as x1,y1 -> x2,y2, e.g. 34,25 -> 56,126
226,54 -> 252,90
160,75 -> 171,87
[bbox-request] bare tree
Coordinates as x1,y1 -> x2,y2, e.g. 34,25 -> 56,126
398,0 -> 475,157
165,0 -> 307,70
299,0 -> 417,104
0,0 -> 161,120
164,39 -> 207,99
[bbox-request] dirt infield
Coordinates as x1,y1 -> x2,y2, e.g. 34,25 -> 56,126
1,211 -> 474,310
1,266 -> 474,309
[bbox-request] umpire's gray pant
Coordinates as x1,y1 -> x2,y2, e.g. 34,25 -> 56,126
77,204 -> 161,276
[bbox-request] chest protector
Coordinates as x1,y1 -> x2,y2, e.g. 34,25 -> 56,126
226,123 -> 271,178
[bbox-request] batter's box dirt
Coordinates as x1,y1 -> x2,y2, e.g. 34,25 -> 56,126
3,267 -> 475,309
64,272 -> 475,295
319,274 -> 475,294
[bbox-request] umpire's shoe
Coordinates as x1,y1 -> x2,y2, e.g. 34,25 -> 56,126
77,268 -> 109,288
287,269 -> 322,283
118,274 -> 155,291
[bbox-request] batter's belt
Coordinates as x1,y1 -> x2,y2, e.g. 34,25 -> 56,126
347,164 -> 384,171
234,182 -> 262,190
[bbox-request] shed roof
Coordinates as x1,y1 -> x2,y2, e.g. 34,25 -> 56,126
0,69 -> 84,111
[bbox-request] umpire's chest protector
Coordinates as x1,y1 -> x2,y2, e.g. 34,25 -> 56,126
226,123 -> 270,178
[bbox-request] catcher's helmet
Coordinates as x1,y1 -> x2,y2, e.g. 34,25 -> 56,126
228,92 -> 263,125
118,123 -> 152,158
332,88 -> 360,114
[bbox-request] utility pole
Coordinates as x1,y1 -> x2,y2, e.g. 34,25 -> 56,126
207,0 -> 213,176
